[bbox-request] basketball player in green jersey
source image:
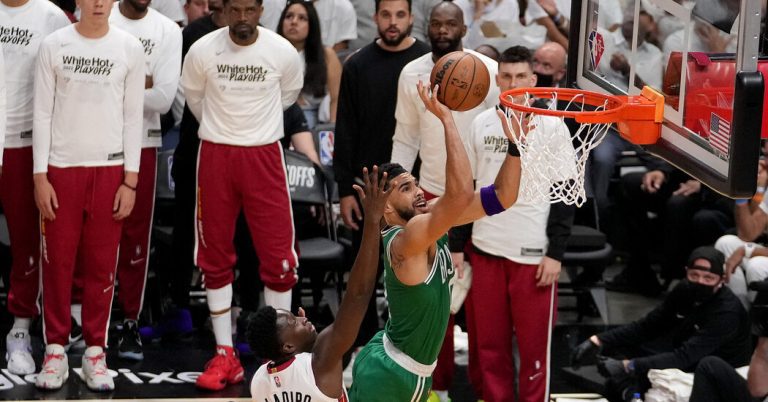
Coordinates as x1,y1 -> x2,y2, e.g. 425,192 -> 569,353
349,82 -> 525,401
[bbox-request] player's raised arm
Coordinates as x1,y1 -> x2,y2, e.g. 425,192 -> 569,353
392,82 -> 475,259
453,108 -> 523,225
311,166 -> 394,394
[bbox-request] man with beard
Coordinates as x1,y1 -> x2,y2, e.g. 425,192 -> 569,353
108,0 -> 182,361
349,81 -> 522,402
389,2 -> 499,398
0,0 -> 69,376
180,0 -> 302,390
571,246 -> 752,401
334,0 -> 429,348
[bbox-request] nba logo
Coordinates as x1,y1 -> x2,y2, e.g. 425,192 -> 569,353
588,30 -> 604,71
319,131 -> 334,166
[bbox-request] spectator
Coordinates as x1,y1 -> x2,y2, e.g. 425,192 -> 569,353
609,154 -> 734,294
463,45 -> 575,402
313,0 -> 357,51
180,0 -> 303,389
184,0 -> 209,24
33,0 -> 144,390
0,0 -> 70,376
390,2 -> 499,398
572,247 -> 752,401
465,0 -> 568,52
278,0 -> 342,127
333,0 -> 430,346
474,44 -> 500,61
108,0 -> 182,362
599,10 -> 662,92
532,41 -> 567,87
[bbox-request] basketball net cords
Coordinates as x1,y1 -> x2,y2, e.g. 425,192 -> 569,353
502,91 -> 613,207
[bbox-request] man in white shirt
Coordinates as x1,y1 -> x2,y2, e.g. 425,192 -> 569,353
313,0 -> 357,50
598,13 -> 663,92
151,0 -> 186,25
32,0 -> 144,391
463,46 -> 573,402
0,0 -> 70,376
109,0 -> 182,362
390,2 -> 498,398
180,0 -> 303,390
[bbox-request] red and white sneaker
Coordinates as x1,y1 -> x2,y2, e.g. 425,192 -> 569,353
195,345 -> 244,391
35,344 -> 69,390
81,346 -> 114,391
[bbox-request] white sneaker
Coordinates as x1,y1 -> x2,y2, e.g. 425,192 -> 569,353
35,344 -> 69,390
5,328 -> 35,375
81,346 -> 114,391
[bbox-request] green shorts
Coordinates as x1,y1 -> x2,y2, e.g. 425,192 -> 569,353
349,331 -> 432,402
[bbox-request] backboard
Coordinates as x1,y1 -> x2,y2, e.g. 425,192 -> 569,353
567,0 -> 765,197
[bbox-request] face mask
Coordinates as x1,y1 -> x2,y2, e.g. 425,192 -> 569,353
684,279 -> 716,303
536,73 -> 554,87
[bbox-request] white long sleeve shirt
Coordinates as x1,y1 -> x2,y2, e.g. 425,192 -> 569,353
467,107 -> 552,264
110,5 -> 182,148
391,50 -> 499,196
0,0 -> 70,158
33,25 -> 145,173
180,27 -> 302,146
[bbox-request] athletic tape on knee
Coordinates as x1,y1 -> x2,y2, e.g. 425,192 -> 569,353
480,184 -> 505,216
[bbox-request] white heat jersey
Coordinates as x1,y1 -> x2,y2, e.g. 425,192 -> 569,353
110,5 -> 182,148
181,27 -> 302,147
33,25 -> 145,173
0,0 -> 70,153
250,353 -> 349,402
391,49 -> 500,196
468,107 -> 551,264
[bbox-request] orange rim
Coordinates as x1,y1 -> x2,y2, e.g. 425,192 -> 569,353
499,87 -> 627,124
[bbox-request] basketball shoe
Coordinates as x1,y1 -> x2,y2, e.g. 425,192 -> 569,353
35,344 -> 69,390
196,345 -> 244,390
5,328 -> 35,375
81,346 -> 114,391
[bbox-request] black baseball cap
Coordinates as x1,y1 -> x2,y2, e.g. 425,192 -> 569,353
686,246 -> 725,276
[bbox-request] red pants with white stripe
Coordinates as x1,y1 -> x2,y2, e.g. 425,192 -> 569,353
41,166 -> 123,347
116,148 -> 157,320
195,141 -> 298,291
465,250 -> 557,402
0,147 -> 41,319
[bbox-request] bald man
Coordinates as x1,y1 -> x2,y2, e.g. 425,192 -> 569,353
532,41 -> 567,87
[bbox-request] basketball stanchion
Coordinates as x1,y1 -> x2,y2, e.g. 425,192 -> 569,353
499,86 -> 665,207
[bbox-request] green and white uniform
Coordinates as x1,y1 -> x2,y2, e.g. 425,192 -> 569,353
349,226 -> 454,402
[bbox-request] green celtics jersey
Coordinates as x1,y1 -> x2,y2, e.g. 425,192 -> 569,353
381,225 -> 454,365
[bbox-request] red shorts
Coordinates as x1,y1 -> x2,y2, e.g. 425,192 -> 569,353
195,141 -> 298,291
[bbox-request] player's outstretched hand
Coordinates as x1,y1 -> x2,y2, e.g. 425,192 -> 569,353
34,175 -> 59,221
113,183 -> 136,220
496,106 -> 525,145
353,166 -> 396,224
417,81 -> 452,122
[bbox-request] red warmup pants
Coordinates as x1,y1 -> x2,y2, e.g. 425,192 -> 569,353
0,147 -> 41,319
422,189 -> 454,392
115,148 -> 157,320
465,251 -> 557,402
195,141 -> 298,291
41,166 -> 124,347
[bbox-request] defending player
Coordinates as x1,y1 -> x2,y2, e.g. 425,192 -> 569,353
248,165 -> 393,401
348,82 -> 523,401
109,0 -> 182,361
180,0 -> 303,390
0,0 -> 70,375
33,0 -> 144,390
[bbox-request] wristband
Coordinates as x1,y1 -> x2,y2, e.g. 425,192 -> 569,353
735,199 -> 749,205
745,242 -> 756,259
121,181 -> 137,191
551,12 -> 561,24
507,142 -> 521,157
480,184 -> 505,216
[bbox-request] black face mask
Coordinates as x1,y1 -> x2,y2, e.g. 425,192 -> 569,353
684,279 -> 717,303
535,73 -> 554,87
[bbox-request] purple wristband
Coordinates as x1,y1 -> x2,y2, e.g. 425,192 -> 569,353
480,184 -> 505,216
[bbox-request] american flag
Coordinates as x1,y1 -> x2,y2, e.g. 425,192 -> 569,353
709,113 -> 731,157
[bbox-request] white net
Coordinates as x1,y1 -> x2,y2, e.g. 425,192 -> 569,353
503,92 -> 614,207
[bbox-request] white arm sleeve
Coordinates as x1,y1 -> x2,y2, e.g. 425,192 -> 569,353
180,45 -> 206,121
280,49 -> 303,110
32,40 -> 55,174
123,43 -> 146,173
144,26 -> 182,114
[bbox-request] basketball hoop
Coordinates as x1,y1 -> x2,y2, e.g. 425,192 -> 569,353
499,86 -> 665,207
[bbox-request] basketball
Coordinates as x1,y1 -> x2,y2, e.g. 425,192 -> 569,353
429,51 -> 491,112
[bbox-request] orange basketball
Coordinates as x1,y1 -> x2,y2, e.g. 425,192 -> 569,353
429,51 -> 491,112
